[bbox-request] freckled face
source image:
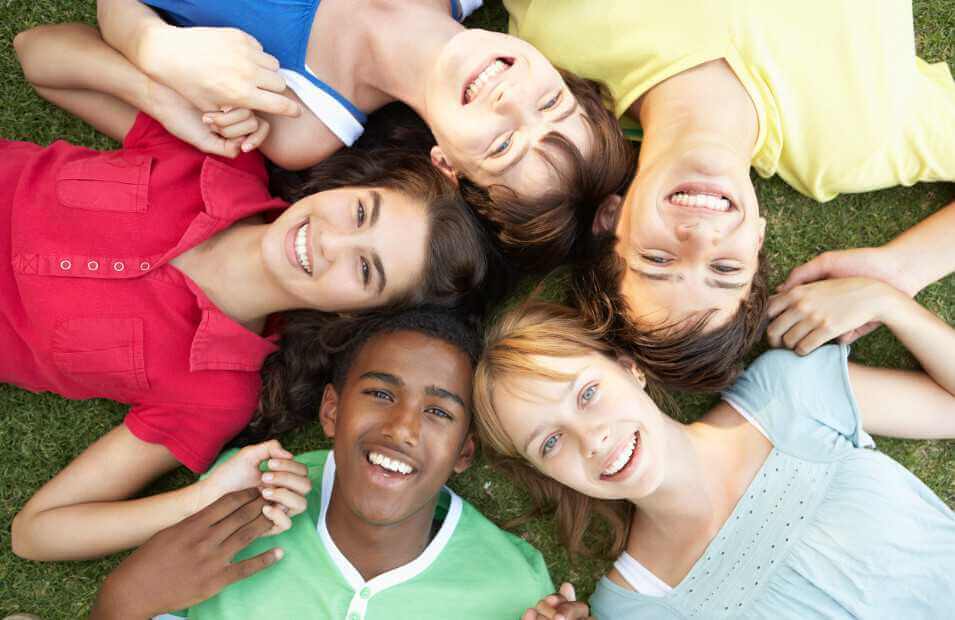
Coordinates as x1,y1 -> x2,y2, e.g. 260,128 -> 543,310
261,187 -> 429,312
490,352 -> 668,502
424,29 -> 593,199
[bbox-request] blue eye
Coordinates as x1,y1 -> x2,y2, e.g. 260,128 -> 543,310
642,254 -> 671,265
541,92 -> 561,110
427,407 -> 453,420
492,134 -> 512,156
542,434 -> 560,456
580,384 -> 598,406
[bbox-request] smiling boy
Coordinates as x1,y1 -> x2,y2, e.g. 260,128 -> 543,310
95,308 -> 558,619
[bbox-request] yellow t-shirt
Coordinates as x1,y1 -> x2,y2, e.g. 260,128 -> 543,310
507,0 -> 954,202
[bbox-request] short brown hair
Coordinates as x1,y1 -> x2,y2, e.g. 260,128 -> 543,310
460,71 -> 636,273
570,235 -> 770,392
473,300 -> 635,558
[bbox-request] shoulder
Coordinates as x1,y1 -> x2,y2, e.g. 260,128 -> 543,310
591,577 -> 682,619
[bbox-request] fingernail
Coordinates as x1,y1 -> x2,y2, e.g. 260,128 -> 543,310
241,143 -> 253,152
202,115 -> 213,124
262,488 -> 273,498
262,473 -> 274,482
275,548 -> 284,560
268,459 -> 278,468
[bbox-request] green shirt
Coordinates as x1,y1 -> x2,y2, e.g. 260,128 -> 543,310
166,449 -> 554,619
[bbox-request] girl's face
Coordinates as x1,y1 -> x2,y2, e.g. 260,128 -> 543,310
491,352 -> 669,502
262,186 -> 429,312
424,29 -> 592,198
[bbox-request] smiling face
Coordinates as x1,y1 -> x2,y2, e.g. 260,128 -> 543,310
261,186 -> 430,313
320,330 -> 475,526
596,140 -> 766,329
424,29 -> 593,198
490,351 -> 668,503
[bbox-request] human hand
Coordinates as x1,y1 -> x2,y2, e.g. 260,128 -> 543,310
521,583 -> 594,620
201,439 -> 311,535
90,489 -> 282,619
202,107 -> 271,153
140,24 -> 300,117
779,246 -> 916,298
767,277 -> 904,355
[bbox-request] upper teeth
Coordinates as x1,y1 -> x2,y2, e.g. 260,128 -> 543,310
465,59 -> 508,103
294,222 -> 311,274
670,192 -> 732,212
369,451 -> 414,475
603,434 -> 637,477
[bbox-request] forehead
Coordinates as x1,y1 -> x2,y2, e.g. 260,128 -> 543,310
347,330 -> 473,401
618,266 -> 743,330
374,189 -> 430,301
496,112 -> 592,195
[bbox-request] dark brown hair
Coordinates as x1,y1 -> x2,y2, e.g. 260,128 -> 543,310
459,71 -> 637,273
570,234 -> 770,392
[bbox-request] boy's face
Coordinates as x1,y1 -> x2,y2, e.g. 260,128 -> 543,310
320,330 -> 475,526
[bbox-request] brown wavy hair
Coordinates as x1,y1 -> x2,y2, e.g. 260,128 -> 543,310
473,300 -> 638,558
459,70 -> 637,273
570,234 -> 770,392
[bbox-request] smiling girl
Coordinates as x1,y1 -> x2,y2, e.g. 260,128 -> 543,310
94,0 -> 636,270
473,298 -> 955,617
5,23 -> 489,561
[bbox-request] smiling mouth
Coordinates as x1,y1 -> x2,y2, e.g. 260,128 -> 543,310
667,191 -> 734,213
600,432 -> 640,481
462,57 -> 513,105
293,221 -> 312,275
366,450 -> 417,477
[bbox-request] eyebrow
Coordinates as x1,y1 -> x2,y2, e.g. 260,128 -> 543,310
520,368 -> 586,454
495,98 -> 582,176
369,190 -> 381,227
359,371 -> 402,386
372,253 -> 386,295
634,269 -> 746,290
425,385 -> 466,409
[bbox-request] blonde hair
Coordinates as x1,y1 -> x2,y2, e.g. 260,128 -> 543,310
473,300 -> 634,558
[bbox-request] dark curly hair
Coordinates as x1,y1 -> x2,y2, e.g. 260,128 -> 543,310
238,306 -> 481,443
570,234 -> 770,392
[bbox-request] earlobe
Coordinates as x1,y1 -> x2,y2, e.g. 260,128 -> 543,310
592,194 -> 623,235
318,384 -> 339,439
430,146 -> 460,187
757,216 -> 767,249
452,434 -> 477,474
616,354 -> 647,388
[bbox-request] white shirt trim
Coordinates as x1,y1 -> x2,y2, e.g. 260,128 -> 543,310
282,68 -> 364,147
317,451 -> 464,619
722,396 -> 771,440
458,0 -> 483,19
613,551 -> 673,597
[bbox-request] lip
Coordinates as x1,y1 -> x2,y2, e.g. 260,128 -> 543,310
664,181 -> 740,216
284,218 -> 314,275
361,443 -> 421,487
599,431 -> 641,482
461,56 -> 514,105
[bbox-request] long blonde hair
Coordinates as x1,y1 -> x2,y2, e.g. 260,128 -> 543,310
473,300 -> 635,558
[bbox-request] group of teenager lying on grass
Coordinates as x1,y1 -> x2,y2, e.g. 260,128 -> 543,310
2,0 -> 953,617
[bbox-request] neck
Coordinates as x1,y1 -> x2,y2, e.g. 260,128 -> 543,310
361,0 -> 463,116
325,482 -> 439,581
176,222 -> 298,328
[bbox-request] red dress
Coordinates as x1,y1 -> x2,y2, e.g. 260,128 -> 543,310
0,113 -> 286,472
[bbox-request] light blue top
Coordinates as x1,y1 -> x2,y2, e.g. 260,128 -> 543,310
591,345 -> 955,619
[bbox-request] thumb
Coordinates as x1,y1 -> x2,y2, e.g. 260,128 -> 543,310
779,254 -> 830,292
244,439 -> 293,463
558,582 -> 576,602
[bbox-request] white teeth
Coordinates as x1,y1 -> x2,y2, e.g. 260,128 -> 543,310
603,434 -> 637,477
670,192 -> 731,212
464,59 -> 509,103
368,451 -> 414,475
294,222 -> 311,274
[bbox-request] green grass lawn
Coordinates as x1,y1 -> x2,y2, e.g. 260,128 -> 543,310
1,1 -> 954,617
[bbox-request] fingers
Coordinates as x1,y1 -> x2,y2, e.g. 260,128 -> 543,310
780,314 -> 816,351
224,546 -> 283,586
265,457 -> 308,478
838,321 -> 880,345
222,509 -> 275,554
237,440 -> 294,466
255,67 -> 287,94
778,254 -> 830,292
262,503 -> 293,536
246,90 -> 300,117
196,488 -> 261,527
204,108 -> 253,128
558,583 -> 576,601
522,609 -> 545,620
240,118 -> 270,152
790,325 -> 834,356
213,117 -> 261,140
198,133 -> 243,158
253,51 -> 281,73
211,494 -> 269,545
766,306 -> 803,348
261,486 -> 307,516
553,601 -> 592,620
261,469 -> 311,497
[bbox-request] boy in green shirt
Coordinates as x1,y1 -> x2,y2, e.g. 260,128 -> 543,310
90,308 -> 592,620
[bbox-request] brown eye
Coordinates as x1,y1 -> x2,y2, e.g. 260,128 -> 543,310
356,200 -> 366,227
360,257 -> 370,286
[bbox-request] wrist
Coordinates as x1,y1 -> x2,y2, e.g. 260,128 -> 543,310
91,572 -> 152,620
191,477 -> 223,516
135,21 -> 174,78
880,241 -> 923,297
872,283 -> 911,326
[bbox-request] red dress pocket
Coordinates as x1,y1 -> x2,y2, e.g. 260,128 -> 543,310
56,152 -> 153,213
52,317 -> 150,396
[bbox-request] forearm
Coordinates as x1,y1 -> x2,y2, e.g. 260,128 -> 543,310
884,199 -> 955,294
90,575 -> 153,620
881,291 -> 955,397
97,0 -> 168,70
14,23 -> 160,118
12,482 -> 203,561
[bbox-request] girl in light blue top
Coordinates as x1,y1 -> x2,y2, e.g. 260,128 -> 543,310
473,277 -> 955,618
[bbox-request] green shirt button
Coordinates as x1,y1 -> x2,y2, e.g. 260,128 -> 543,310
360,587 -> 371,599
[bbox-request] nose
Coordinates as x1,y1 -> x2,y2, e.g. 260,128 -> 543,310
381,404 -> 420,447
675,220 -> 722,246
492,81 -> 525,117
315,226 -> 352,261
581,422 -> 611,459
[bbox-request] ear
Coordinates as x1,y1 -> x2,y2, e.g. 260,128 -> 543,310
615,354 -> 647,388
592,194 -> 623,235
318,383 -> 339,439
452,432 -> 477,474
756,216 -> 767,250
430,146 -> 460,187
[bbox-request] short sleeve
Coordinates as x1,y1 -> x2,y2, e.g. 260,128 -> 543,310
504,0 -> 532,35
125,403 -> 253,473
123,112 -> 180,150
722,345 -> 874,454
